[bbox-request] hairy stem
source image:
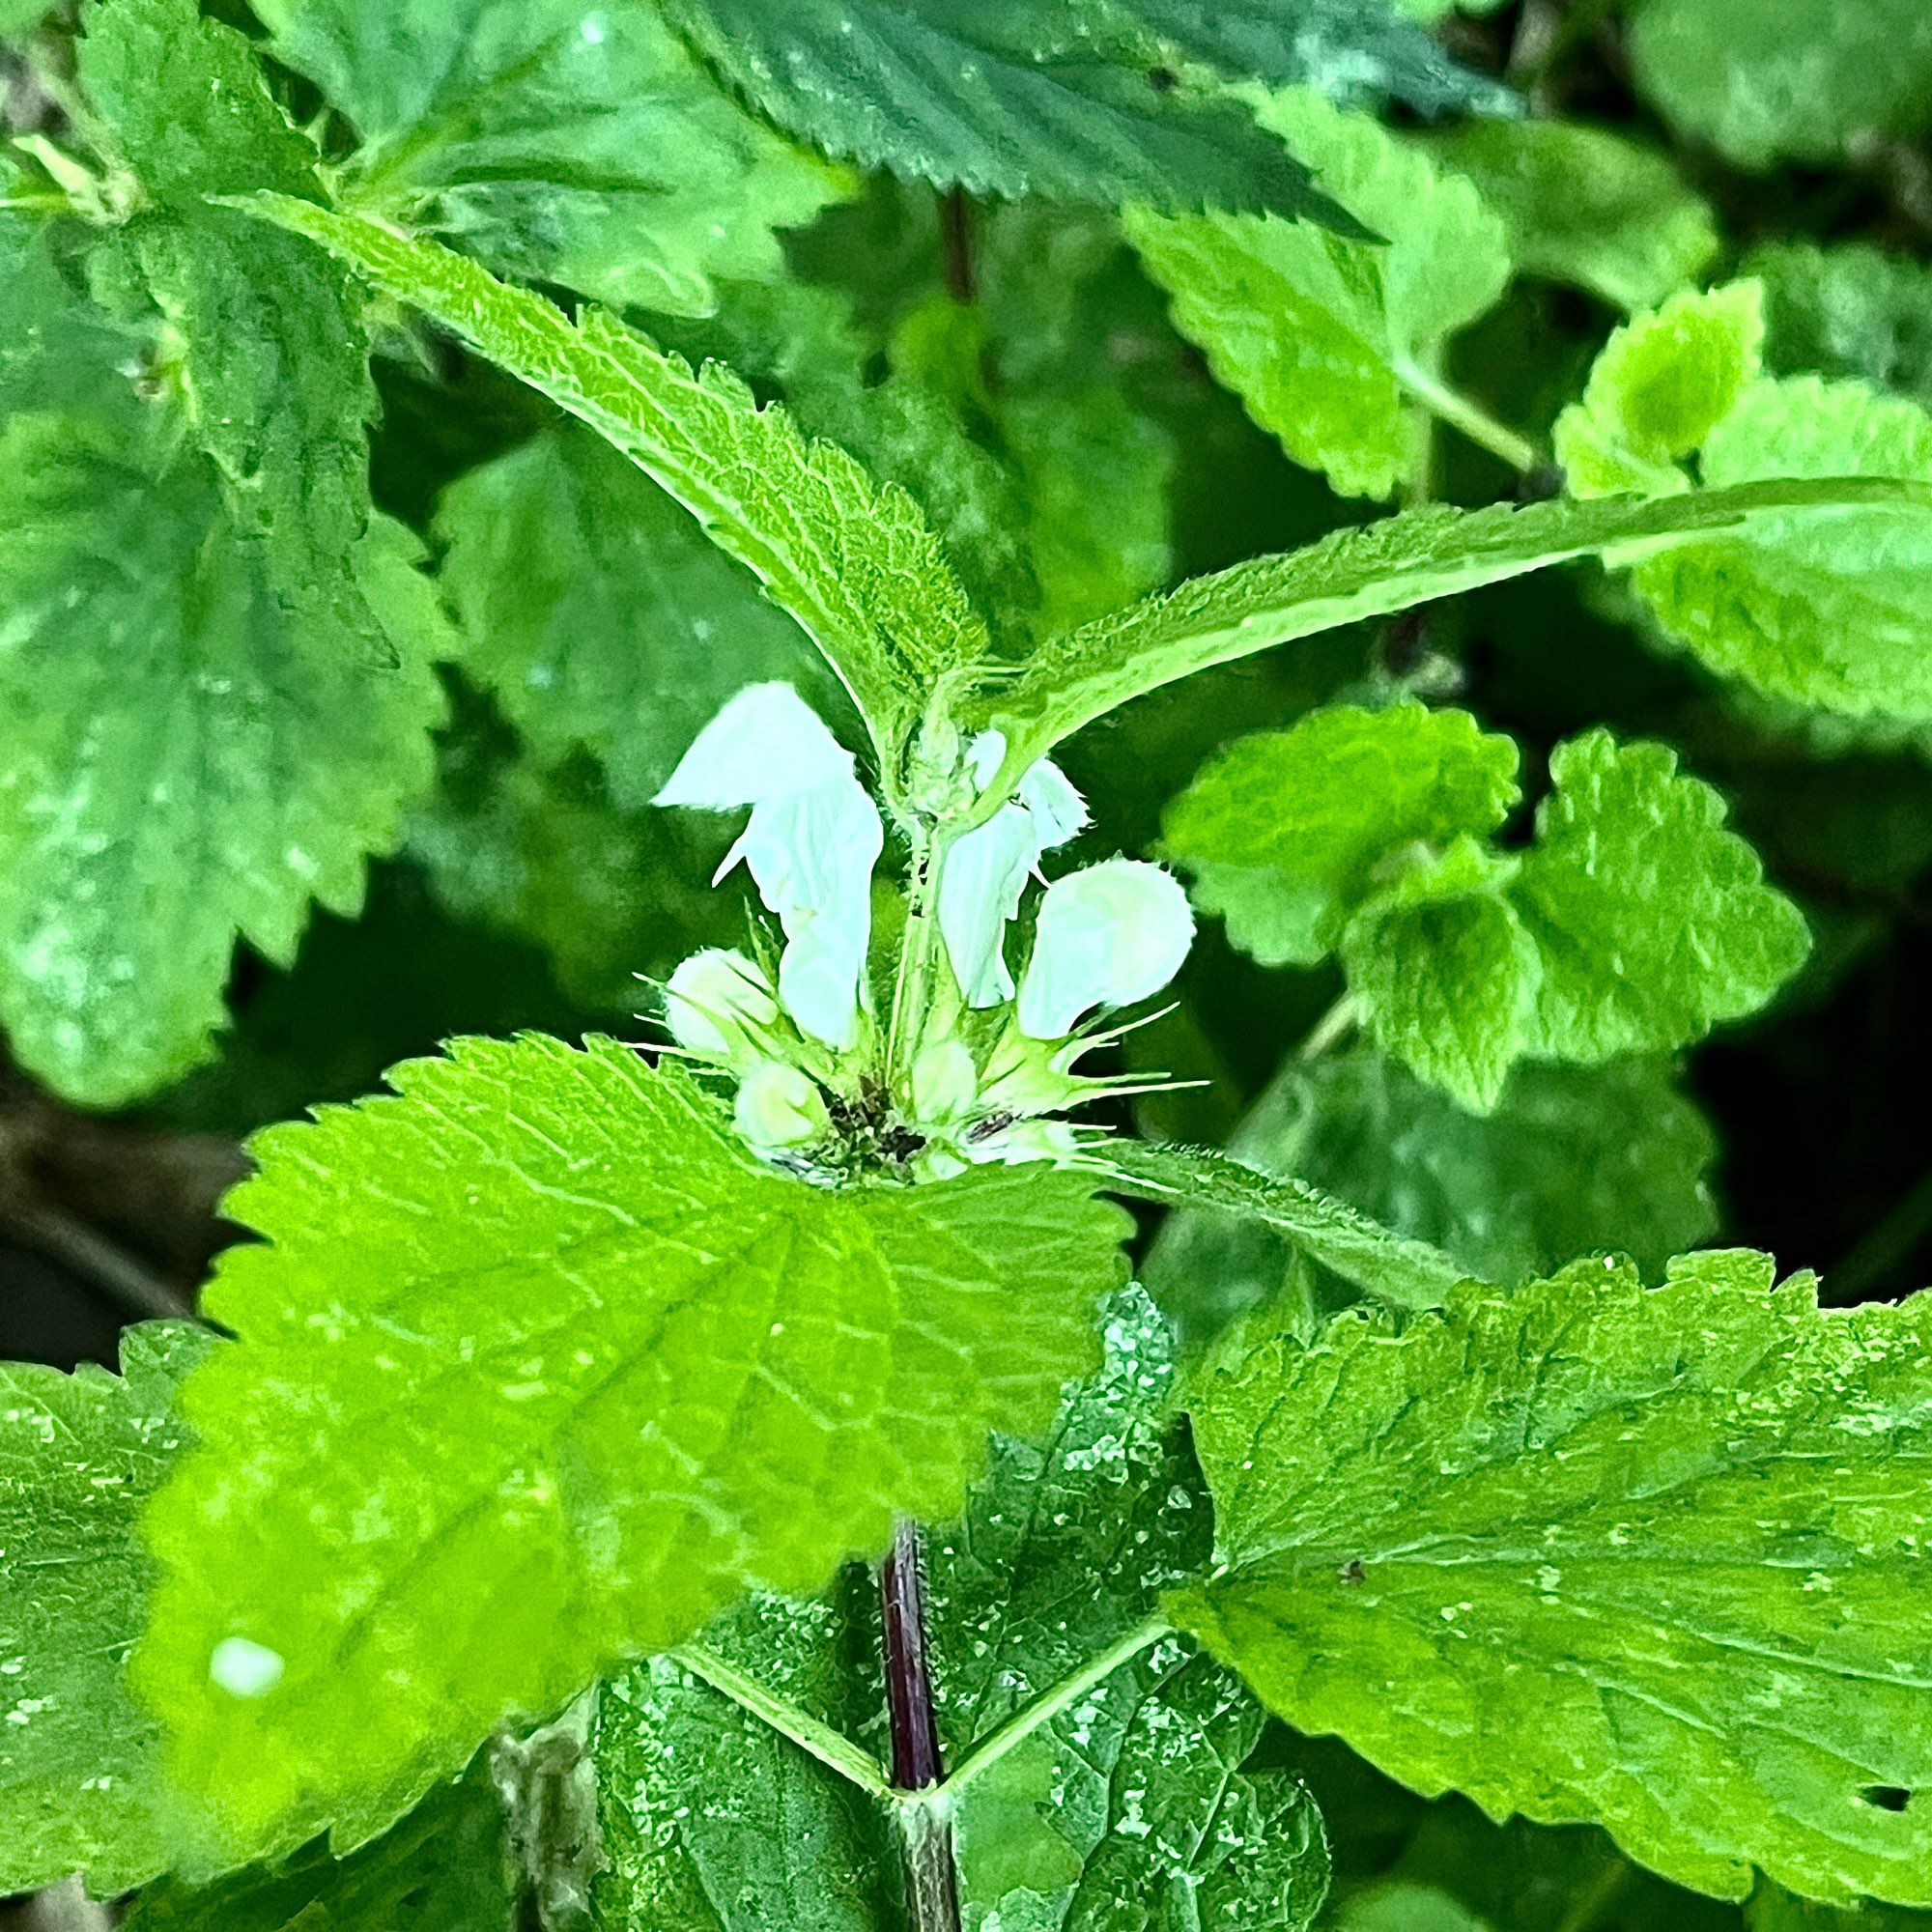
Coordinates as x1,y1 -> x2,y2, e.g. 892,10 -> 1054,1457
881,1520 -> 962,1932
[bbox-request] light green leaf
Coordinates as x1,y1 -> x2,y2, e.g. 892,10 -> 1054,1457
1554,282 -> 1764,494
1160,702 -> 1520,967
1629,0 -> 1932,168
121,1775 -> 515,1932
1097,1141 -> 1471,1312
255,0 -> 840,315
436,426 -> 823,809
1340,839 -> 1538,1113
981,479 -> 1932,776
1749,241 -> 1932,405
1512,730 -> 1810,1063
0,412 -> 447,1106
1127,88 -> 1510,497
0,1322 -> 216,1897
655,0 -> 1359,224
1177,1251 -> 1932,1905
246,198 -> 986,774
132,1036 -> 1129,1868
1328,1883 -> 1491,1932
1435,119 -> 1719,312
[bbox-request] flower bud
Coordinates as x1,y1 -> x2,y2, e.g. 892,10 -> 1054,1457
733,1061 -> 831,1151
663,949 -> 781,1071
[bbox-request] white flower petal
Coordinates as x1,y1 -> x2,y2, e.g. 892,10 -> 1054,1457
733,1061 -> 830,1151
939,737 -> 1089,1009
654,681 -> 852,809
1016,860 -> 1194,1039
663,949 -> 780,1068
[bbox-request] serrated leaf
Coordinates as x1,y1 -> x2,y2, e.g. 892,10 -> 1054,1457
246,198 -> 986,773
0,1321 -> 216,1896
1147,1047 -> 1719,1350
1127,88 -> 1511,497
1629,0 -> 1932,168
1749,242 -> 1932,405
255,0 -> 840,316
655,0 -> 1356,225
1098,1141 -> 1471,1312
121,1775 -> 515,1932
77,0 -> 400,665
1177,1251 -> 1932,1905
1435,119 -> 1719,312
0,411 -> 447,1106
1160,703 -> 1520,968
0,203 -> 140,414
1339,838 -> 1537,1113
132,1036 -> 1128,1868
982,479 -> 1932,776
435,426 -> 825,809
1511,731 -> 1811,1062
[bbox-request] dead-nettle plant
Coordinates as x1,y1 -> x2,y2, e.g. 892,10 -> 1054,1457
7,0 -> 1932,1926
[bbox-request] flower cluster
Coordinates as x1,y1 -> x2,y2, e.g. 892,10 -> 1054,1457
650,684 -> 1193,1177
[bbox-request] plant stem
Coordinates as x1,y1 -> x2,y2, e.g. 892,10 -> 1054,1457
885,835 -> 941,1099
672,1643 -> 894,1803
1394,358 -> 1544,477
1297,994 -> 1359,1064
943,1617 -> 1170,1800
881,1520 -> 962,1932
939,188 -> 976,304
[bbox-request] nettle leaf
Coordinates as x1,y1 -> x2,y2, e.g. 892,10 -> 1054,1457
0,1322 -> 215,1896
255,0 -> 840,315
1749,241 -> 1932,405
1560,286 -> 1932,722
132,1036 -> 1129,1867
1127,88 -> 1511,498
1177,1251 -> 1932,1906
1338,838 -> 1538,1113
655,0 -> 1360,225
250,200 -> 986,772
1434,119 -> 1719,313
1160,702 -> 1520,968
122,1775 -> 515,1932
0,412 -> 447,1105
1628,0 -> 1932,168
1511,730 -> 1810,1063
77,0 -> 398,663
436,426 -> 825,810
981,480 -> 1932,777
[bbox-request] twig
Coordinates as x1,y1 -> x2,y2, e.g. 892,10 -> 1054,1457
881,1520 -> 961,1932
2,1198 -> 194,1321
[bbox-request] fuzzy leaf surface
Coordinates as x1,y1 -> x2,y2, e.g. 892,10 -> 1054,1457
0,1323 -> 215,1896
1128,89 -> 1511,497
256,0 -> 839,314
132,1037 -> 1128,1867
248,199 -> 983,766
1178,1252 -> 1932,1905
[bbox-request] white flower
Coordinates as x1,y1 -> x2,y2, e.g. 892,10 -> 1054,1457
655,683 -> 882,1050
733,1061 -> 831,1151
1016,859 -> 1194,1040
938,730 -> 1087,1008
662,949 -> 781,1071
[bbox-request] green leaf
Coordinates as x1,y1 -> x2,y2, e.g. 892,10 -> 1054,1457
655,0 -> 1358,225
246,198 -> 986,773
1160,702 -> 1520,968
1434,119 -> 1719,312
0,1321 -> 216,1896
1126,88 -> 1511,497
1554,282 -> 1764,494
132,1036 -> 1129,1868
121,1775 -> 516,1932
1177,1251 -> 1932,1905
1749,1885 -> 1932,1931
77,0 -> 400,665
1511,731 -> 1811,1063
1748,241 -> 1932,405
1097,1141 -> 1472,1312
255,0 -> 840,315
1629,0 -> 1932,168
0,412 -> 447,1106
435,426 -> 825,809
1339,839 -> 1538,1113
981,479 -> 1932,776
0,203 -> 141,415
1329,1883 -> 1491,1932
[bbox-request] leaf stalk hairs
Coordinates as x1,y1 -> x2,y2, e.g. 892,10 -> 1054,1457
649,680 -> 1194,1179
